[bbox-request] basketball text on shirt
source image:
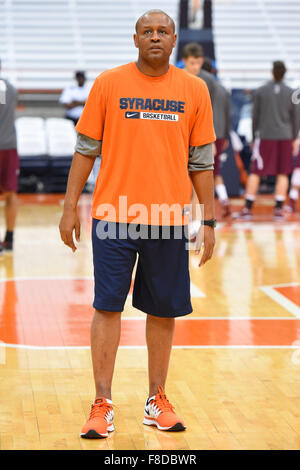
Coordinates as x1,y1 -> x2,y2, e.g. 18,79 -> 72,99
120,97 -> 185,121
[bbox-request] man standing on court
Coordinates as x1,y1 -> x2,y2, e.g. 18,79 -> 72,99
59,10 -> 216,438
0,60 -> 19,253
238,61 -> 299,220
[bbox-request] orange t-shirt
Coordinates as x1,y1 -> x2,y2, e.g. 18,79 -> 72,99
75,62 -> 216,225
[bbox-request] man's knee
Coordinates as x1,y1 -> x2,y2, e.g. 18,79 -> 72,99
94,309 -> 121,316
147,314 -> 175,324
5,191 -> 18,203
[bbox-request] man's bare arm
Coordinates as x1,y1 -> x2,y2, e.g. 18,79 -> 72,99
64,152 -> 96,209
59,133 -> 101,251
190,169 -> 215,219
59,151 -> 96,252
190,169 -> 215,266
189,143 -> 215,267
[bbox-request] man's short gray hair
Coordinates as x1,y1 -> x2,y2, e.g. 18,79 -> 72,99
135,9 -> 175,33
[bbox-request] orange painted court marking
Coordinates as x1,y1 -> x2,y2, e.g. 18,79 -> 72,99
1,279 -> 300,347
275,286 -> 300,307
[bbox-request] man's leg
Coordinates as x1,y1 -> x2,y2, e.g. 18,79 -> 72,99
237,173 -> 260,218
238,138 -> 274,218
146,314 -> 175,397
90,309 -> 121,399
274,174 -> 289,217
245,173 -> 260,200
4,191 -> 18,231
215,174 -> 231,217
81,309 -> 120,438
275,174 -> 289,199
286,168 -> 300,212
2,191 -> 18,249
274,140 -> 293,216
133,228 -> 189,432
143,314 -> 185,431
81,219 -> 138,438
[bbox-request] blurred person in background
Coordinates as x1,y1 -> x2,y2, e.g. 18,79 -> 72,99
182,43 -> 216,240
238,61 -> 299,220
202,57 -> 231,217
182,42 -> 215,104
0,59 -> 19,253
188,0 -> 203,29
59,70 -> 89,126
285,137 -> 300,212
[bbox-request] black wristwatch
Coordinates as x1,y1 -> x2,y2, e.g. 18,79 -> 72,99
201,218 -> 217,228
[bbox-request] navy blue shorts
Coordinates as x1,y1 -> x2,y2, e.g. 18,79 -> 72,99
92,219 -> 193,318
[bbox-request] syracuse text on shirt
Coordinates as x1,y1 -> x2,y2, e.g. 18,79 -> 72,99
120,97 -> 185,122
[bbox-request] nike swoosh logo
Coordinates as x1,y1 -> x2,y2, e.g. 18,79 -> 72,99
127,113 -> 139,117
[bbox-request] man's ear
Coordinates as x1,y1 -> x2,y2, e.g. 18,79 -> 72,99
172,34 -> 177,49
133,33 -> 138,48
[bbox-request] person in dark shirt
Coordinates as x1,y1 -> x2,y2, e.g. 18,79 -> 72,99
182,42 -> 215,104
202,58 -> 231,217
0,61 -> 19,252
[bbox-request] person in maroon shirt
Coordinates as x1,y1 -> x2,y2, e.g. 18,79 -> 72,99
238,61 -> 299,220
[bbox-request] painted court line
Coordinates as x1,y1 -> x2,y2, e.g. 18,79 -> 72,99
1,318 -> 300,348
1,343 -> 300,351
123,316 -> 298,320
260,284 -> 300,318
1,278 -> 300,348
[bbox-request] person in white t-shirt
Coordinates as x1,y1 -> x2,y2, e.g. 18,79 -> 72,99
59,71 -> 90,125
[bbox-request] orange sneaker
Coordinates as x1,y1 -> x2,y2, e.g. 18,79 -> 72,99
143,386 -> 186,432
81,397 -> 114,439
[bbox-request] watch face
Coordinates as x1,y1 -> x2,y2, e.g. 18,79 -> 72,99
202,219 -> 216,227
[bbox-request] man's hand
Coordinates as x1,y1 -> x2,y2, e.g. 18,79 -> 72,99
59,207 -> 80,252
195,225 -> 215,267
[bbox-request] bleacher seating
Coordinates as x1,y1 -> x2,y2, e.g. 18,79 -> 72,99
15,117 -> 47,157
16,116 -> 77,192
213,0 -> 300,89
0,0 -> 179,90
46,118 -> 76,191
45,118 -> 76,158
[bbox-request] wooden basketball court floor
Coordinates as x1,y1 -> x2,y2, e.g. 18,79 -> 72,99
0,194 -> 300,450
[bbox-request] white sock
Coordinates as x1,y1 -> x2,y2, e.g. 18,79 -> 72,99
275,195 -> 285,202
289,188 -> 299,200
215,184 -> 228,201
245,194 -> 255,201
